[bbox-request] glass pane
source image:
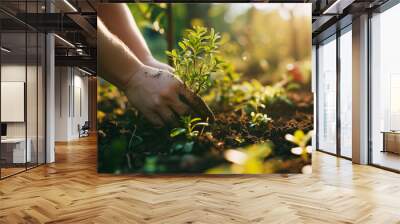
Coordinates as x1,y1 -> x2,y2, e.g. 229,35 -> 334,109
1,31 -> 27,177
27,31 -> 38,169
26,0 -> 40,169
339,29 -> 352,158
0,1 -> 46,178
317,37 -> 337,154
38,33 -> 45,165
371,4 -> 400,171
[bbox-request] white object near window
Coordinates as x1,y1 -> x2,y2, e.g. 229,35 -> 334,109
1,138 -> 32,163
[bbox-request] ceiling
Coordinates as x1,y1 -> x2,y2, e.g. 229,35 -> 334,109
310,0 -> 390,43
0,0 -> 97,73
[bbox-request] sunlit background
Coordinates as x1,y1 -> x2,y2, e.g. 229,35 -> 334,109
129,3 -> 311,85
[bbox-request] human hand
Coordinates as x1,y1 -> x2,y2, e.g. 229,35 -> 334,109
123,65 -> 214,127
143,56 -> 174,74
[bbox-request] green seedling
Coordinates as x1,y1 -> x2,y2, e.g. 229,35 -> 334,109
249,112 -> 271,127
166,26 -> 223,94
170,116 -> 209,140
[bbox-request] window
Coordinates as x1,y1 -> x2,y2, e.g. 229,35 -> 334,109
0,1 -> 47,179
370,3 -> 400,171
317,36 -> 337,154
339,28 -> 352,158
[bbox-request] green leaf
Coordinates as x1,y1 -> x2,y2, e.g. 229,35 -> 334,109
190,131 -> 199,137
192,122 -> 209,127
143,157 -> 157,173
183,141 -> 195,153
190,117 -> 201,123
178,42 -> 186,50
170,142 -> 184,152
170,128 -> 186,137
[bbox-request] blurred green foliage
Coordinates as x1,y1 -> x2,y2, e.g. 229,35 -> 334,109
127,3 -> 169,61
127,3 -> 312,85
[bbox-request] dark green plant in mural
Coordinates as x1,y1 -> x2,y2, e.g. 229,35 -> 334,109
166,26 -> 223,94
170,116 -> 209,140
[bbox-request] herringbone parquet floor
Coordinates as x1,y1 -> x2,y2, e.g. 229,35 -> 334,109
1,136 -> 400,224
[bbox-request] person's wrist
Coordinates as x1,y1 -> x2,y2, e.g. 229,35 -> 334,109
142,56 -> 156,66
122,63 -> 147,91
142,56 -> 174,73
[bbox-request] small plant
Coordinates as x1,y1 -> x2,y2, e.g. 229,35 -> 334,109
170,116 -> 209,140
225,80 -> 292,115
229,80 -> 267,113
249,112 -> 271,127
166,26 -> 223,94
205,61 -> 242,110
285,130 -> 313,161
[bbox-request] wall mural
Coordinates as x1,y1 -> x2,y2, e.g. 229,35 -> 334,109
97,3 -> 313,174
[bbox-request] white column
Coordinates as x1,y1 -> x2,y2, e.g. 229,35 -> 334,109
45,0 -> 56,163
46,32 -> 55,163
352,14 -> 369,164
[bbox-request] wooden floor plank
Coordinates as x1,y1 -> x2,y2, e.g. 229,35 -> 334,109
0,136 -> 400,224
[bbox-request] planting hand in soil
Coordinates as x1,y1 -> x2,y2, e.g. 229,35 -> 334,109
98,19 -> 213,127
123,65 -> 214,127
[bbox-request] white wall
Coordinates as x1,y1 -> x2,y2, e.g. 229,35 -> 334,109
1,66 -> 26,138
72,72 -> 89,138
55,67 -> 89,141
1,65 -> 35,138
55,66 -> 69,141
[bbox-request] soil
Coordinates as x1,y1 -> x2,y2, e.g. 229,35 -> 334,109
98,90 -> 313,173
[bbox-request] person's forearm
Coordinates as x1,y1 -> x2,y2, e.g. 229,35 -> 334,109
98,18 -> 143,89
98,3 -> 153,63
